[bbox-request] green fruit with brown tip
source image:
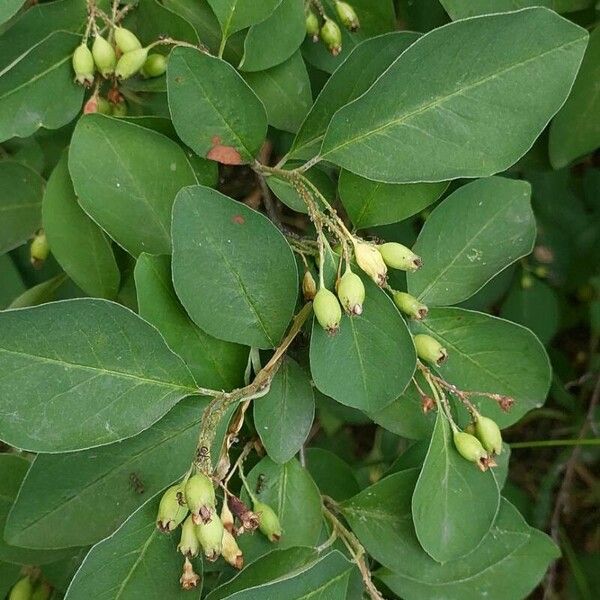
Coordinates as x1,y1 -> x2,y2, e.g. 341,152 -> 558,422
353,241 -> 387,286
185,472 -> 216,524
178,515 -> 200,558
306,9 -> 320,41
141,53 -> 167,78
392,291 -> 428,320
313,287 -> 342,334
414,334 -> 447,365
156,484 -> 188,532
30,229 -> 49,268
222,529 -> 244,569
195,513 -> 223,561
337,270 -> 365,315
453,431 -> 488,466
115,47 -> 148,79
254,501 -> 282,542
72,43 -> 94,86
320,17 -> 342,56
335,1 -> 359,31
475,415 -> 503,455
92,35 -> 116,77
378,242 -> 422,272
114,27 -> 142,53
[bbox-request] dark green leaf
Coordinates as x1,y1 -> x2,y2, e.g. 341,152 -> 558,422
0,299 -> 196,452
440,0 -> 591,19
163,0 -> 222,53
69,115 -> 197,257
8,273 -> 68,309
171,185 -> 298,348
0,0 -> 24,26
207,0 -> 282,39
43,152 -> 120,299
135,253 -> 248,390
310,277 -> 416,412
305,448 -> 360,502
320,9 -> 588,183
407,177 -> 536,306
0,254 -> 25,309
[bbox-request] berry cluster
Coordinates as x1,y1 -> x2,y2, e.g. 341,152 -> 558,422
305,1 -> 360,56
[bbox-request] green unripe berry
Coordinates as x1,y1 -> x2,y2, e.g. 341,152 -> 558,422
156,484 -> 188,532
195,513 -> 224,561
414,334 -> 447,365
254,501 -> 282,542
178,515 -> 200,558
8,577 -> 33,600
313,287 -> 342,334
112,100 -> 128,117
72,43 -> 94,86
353,241 -> 387,286
320,17 -> 342,56
115,47 -> 148,79
92,35 -> 116,77
185,473 -> 216,524
30,229 -> 49,269
114,27 -> 142,53
31,582 -> 52,600
378,242 -> 422,272
337,270 -> 365,315
141,53 -> 167,78
393,291 -> 428,320
474,415 -> 503,455
98,97 -> 112,115
306,10 -> 320,42
453,431 -> 489,469
335,1 -> 360,31
222,529 -> 244,569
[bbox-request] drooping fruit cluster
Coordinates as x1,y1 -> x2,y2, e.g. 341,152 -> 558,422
453,414 -> 503,471
305,1 -> 360,56
156,471 -> 281,589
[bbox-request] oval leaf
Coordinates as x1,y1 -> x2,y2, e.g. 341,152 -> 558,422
172,185 -> 298,349
310,277 -> 416,412
0,299 -> 197,453
410,307 -> 552,427
167,47 -> 267,165
254,357 -> 315,464
69,114 -> 197,257
320,8 -> 588,183
43,152 -> 120,299
407,177 -> 536,306
207,0 -> 282,38
412,410 -> 500,563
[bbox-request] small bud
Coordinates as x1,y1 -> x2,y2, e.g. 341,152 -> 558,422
421,395 -> 435,413
453,431 -> 491,471
302,270 -> 317,301
180,557 -> 201,590
195,513 -> 224,561
114,27 -> 142,53
72,43 -> 95,86
378,242 -> 422,272
474,416 -> 503,455
221,529 -> 244,569
228,495 -> 259,532
178,515 -> 200,558
115,47 -> 148,79
185,473 -> 216,524
353,241 -> 387,286
92,35 -> 116,77
254,501 -> 282,542
414,334 -> 447,365
313,287 -> 342,334
336,270 -> 365,315
112,100 -> 128,117
393,291 -> 428,320
8,577 -> 33,600
30,229 -> 50,269
156,484 -> 188,532
335,1 -> 359,31
305,9 -> 320,42
320,17 -> 342,56
141,53 -> 167,78
220,499 -> 235,534
31,582 -> 52,600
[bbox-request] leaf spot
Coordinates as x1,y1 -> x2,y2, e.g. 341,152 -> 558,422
232,215 -> 245,225
207,136 -> 242,165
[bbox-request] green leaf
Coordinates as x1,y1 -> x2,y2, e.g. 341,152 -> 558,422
0,0 -> 25,26
171,185 -> 298,348
310,277 -> 416,412
500,278 -> 560,345
240,457 -> 323,562
407,177 -> 536,306
0,299 -> 196,453
8,273 -> 68,309
243,51 -> 312,133
163,0 -> 222,53
134,253 -> 248,390
338,170 -> 447,229
0,254 -> 25,309
167,47 -> 267,164
69,114 -> 197,257
305,448 -> 360,502
43,152 -> 120,299
254,357 -> 315,464
412,410 -> 500,563
64,495 -> 203,600
550,26 -> 600,168
440,0 -> 592,19
291,31 -> 420,160
0,454 -> 74,565
0,160 -> 43,254
5,399 -> 210,549
0,31 -> 84,142
207,549 -> 351,600
207,0 -> 282,39
0,562 -> 21,598
410,307 -> 552,428
240,0 -> 305,72
342,470 -> 558,599
320,8 -> 588,183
